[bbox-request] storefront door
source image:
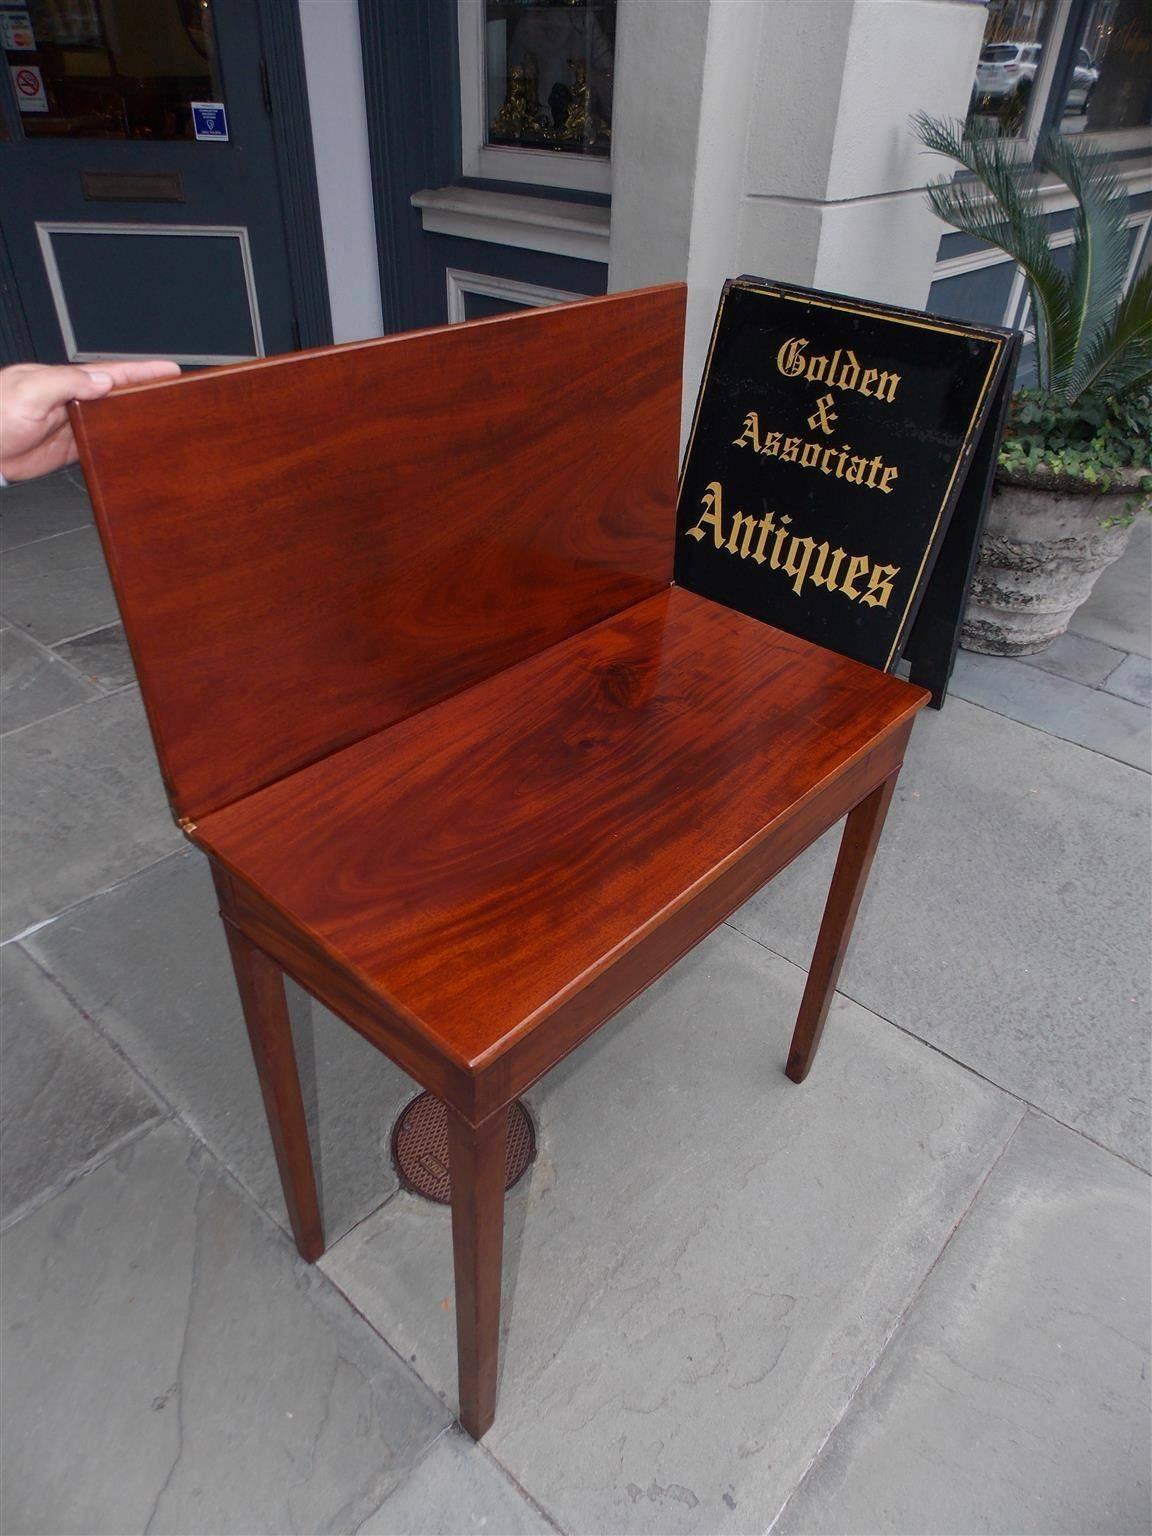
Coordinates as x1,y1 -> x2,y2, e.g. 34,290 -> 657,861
0,0 -> 302,366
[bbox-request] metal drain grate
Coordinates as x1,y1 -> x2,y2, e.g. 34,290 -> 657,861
391,1092 -> 536,1205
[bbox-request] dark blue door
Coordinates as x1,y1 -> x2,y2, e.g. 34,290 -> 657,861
0,0 -> 298,365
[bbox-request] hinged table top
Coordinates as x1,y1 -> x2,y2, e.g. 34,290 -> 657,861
195,587 -> 926,1069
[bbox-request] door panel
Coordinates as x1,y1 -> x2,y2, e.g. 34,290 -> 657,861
0,0 -> 297,363
39,223 -> 261,361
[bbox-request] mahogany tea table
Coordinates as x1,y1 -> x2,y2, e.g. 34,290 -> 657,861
71,284 -> 928,1439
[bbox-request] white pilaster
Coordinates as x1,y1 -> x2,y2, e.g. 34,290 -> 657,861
607,0 -> 987,433
298,0 -> 384,343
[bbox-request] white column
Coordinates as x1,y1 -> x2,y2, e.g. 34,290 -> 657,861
739,0 -> 986,306
298,0 -> 384,342
608,0 -> 986,434
607,0 -> 713,293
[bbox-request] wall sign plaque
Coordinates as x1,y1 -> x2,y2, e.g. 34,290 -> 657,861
676,277 -> 1020,704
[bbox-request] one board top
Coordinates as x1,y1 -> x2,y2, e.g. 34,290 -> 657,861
675,276 -> 1014,673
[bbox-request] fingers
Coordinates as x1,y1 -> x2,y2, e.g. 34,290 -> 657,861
0,360 -> 181,426
81,359 -> 182,388
2,364 -> 117,417
0,357 -> 180,483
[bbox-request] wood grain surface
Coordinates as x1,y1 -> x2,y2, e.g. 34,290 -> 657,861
70,284 -> 933,1440
198,588 -> 926,1076
71,284 -> 686,822
785,772 -> 899,1084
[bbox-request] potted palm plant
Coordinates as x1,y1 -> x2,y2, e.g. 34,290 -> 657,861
912,115 -> 1151,654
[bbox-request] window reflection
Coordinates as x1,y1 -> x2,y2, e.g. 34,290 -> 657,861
3,0 -> 221,140
485,0 -> 614,158
967,0 -> 1054,137
1060,0 -> 1152,133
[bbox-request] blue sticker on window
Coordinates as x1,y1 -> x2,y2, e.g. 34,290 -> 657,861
191,102 -> 229,142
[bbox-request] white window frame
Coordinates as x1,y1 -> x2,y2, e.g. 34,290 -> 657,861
929,174 -> 1151,337
445,268 -> 585,323
1012,209 -> 1151,339
457,0 -> 612,195
1017,0 -> 1074,147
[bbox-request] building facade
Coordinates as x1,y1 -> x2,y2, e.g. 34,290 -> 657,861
2,0 -> 1149,425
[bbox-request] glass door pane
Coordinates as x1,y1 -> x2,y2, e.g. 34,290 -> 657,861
3,0 -> 222,139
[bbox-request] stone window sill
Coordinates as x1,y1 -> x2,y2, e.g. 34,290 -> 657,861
411,186 -> 610,264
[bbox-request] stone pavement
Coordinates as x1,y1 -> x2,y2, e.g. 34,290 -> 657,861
1,470 -> 1148,1536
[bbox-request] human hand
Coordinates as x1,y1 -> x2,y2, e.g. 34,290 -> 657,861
0,359 -> 182,483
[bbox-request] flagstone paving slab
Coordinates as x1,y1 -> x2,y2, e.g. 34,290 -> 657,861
357,1431 -> 557,1535
55,620 -> 136,693
730,698 -> 1152,1168
1,623 -> 97,733
0,470 -> 92,553
0,523 -> 119,644
25,848 -> 416,1245
0,1120 -> 450,1536
1013,630 -> 1126,688
0,687 -> 180,940
322,926 -> 1021,1536
950,651 -> 1150,770
0,944 -> 162,1224
1104,651 -> 1152,708
774,1111 -> 1151,1536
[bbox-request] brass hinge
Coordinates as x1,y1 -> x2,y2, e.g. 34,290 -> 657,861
178,815 -> 198,835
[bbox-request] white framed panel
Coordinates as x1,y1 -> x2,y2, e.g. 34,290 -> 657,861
445,268 -> 585,323
35,221 -> 265,365
1124,210 -> 1151,283
932,196 -> 1152,331
1004,264 -> 1030,331
1008,209 -> 1150,357
457,0 -> 612,195
932,248 -> 1016,283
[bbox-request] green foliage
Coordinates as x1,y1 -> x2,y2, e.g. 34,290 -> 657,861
999,388 -> 1152,492
911,115 -> 1151,402
911,116 -> 1152,500
1070,265 -> 1152,402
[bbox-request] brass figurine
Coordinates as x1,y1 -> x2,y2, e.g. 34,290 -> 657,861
492,55 -> 609,152
558,59 -> 608,149
490,64 -> 550,144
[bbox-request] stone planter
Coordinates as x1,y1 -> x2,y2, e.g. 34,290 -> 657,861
961,470 -> 1147,656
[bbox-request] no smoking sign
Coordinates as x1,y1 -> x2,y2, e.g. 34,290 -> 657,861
10,63 -> 47,112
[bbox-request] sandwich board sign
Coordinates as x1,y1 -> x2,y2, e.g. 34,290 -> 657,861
676,276 -> 1021,705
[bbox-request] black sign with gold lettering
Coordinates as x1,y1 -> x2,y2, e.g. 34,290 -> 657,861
676,277 -> 1020,704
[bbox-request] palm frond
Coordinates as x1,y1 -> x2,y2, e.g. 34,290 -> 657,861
1038,131 -> 1131,392
1067,265 -> 1152,404
912,114 -> 1073,391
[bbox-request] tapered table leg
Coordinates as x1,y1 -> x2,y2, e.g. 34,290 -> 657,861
786,772 -> 900,1084
447,1105 -> 508,1440
219,916 -> 326,1262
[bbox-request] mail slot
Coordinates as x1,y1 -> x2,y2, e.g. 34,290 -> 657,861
81,170 -> 185,203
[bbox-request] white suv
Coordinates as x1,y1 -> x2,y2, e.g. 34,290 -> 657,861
973,41 -> 1099,114
973,42 -> 1042,106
